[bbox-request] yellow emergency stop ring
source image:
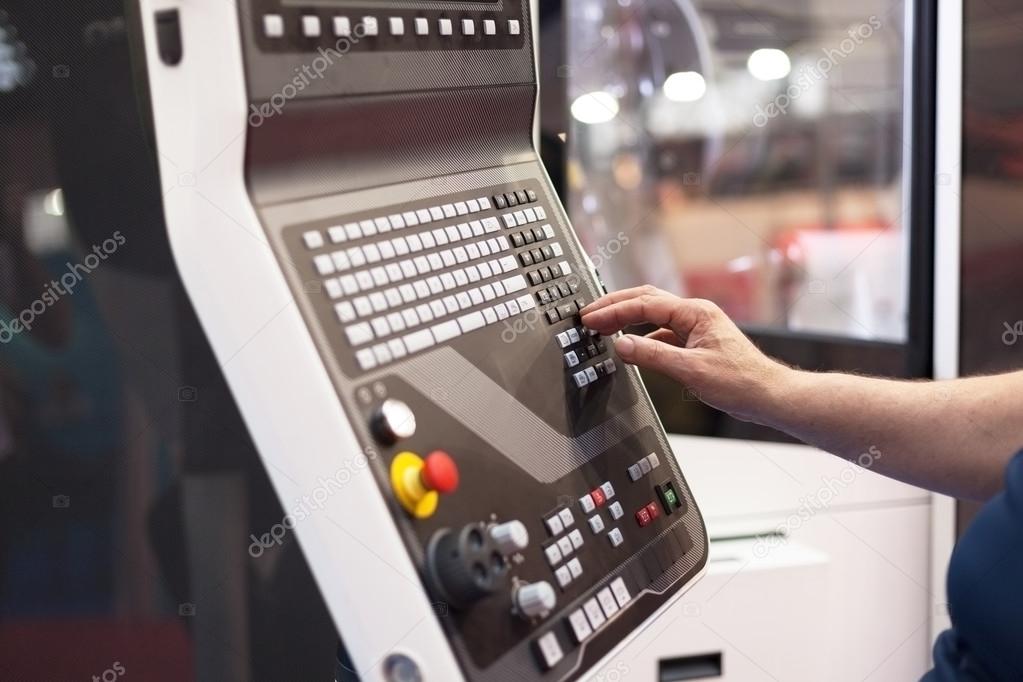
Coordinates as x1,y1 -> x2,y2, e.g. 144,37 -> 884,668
390,451 -> 439,519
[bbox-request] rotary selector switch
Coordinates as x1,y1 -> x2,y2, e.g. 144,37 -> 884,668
371,399 -> 416,444
514,581 -> 557,619
489,520 -> 529,555
427,522 -> 509,609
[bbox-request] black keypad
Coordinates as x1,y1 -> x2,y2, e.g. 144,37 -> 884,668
520,252 -> 534,266
522,230 -> 535,244
494,194 -> 508,209
505,192 -> 519,207
541,245 -> 554,260
531,248 -> 543,262
546,309 -> 560,323
515,190 -> 529,204
511,232 -> 525,248
532,227 -> 545,241
528,271 -> 543,286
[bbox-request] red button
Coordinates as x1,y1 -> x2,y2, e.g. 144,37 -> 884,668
645,502 -> 661,520
635,508 -> 651,527
421,450 -> 460,494
590,487 -> 606,507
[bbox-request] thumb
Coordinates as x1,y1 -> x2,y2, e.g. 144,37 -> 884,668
614,334 -> 687,381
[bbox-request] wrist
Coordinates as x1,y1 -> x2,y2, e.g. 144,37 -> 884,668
752,362 -> 805,430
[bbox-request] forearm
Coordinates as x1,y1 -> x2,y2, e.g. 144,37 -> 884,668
760,369 -> 1023,500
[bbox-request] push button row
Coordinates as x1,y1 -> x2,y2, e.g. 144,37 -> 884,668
572,358 -> 617,388
494,188 -> 537,210
264,14 -> 520,39
627,451 -> 661,481
567,576 -> 632,645
635,501 -> 661,527
501,205 -> 547,229
510,223 -> 555,248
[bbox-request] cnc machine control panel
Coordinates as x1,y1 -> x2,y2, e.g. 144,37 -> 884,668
148,1 -> 709,679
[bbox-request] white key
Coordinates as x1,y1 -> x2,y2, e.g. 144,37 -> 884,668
429,300 -> 446,318
478,197 -> 492,210
458,311 -> 485,333
314,254 -> 335,275
492,279 -> 506,296
392,237 -> 410,256
610,577 -> 631,607
466,265 -> 481,282
470,220 -> 485,237
600,481 -> 615,500
344,222 -> 362,240
427,276 -> 443,294
414,17 -> 429,35
375,217 -> 391,233
370,317 -> 391,337
469,288 -> 484,306
608,527 -> 624,547
502,275 -> 527,292
415,304 -> 434,323
483,217 -> 501,232
403,329 -> 434,353
579,494 -> 595,513
415,209 -> 431,224
483,307 -> 498,324
345,322 -> 374,346
573,371 -> 590,388
543,224 -> 555,239
559,261 -> 572,276
401,308 -> 420,328
325,278 -> 343,299
414,256 -> 431,274
364,244 -> 382,263
420,231 -> 436,249
386,312 -> 405,332
328,225 -> 347,243
514,210 -> 527,226
384,288 -> 402,308
429,206 -> 445,221
388,338 -> 407,359
481,284 -> 496,301
455,201 -> 469,215
370,267 -> 389,287
551,243 -> 564,257
588,514 -> 604,533
354,270 -> 373,291
432,320 -> 461,343
568,529 -> 584,550
372,343 -> 392,365
388,16 -> 404,35
385,263 -> 403,282
497,236 -> 511,250
360,219 -> 377,236
495,303 -> 510,320
399,284 -> 417,303
569,609 -> 592,644
502,213 -> 517,229
467,199 -> 481,212
556,332 -> 571,348
369,291 -> 388,312
442,204 -> 457,218
544,543 -> 562,566
568,556 -> 583,578
608,501 -> 624,520
413,281 -> 431,299
439,272 -> 456,290
598,587 -> 619,618
402,211 -> 419,226
441,250 -> 456,267
406,234 -> 424,252
458,223 -> 473,240
476,262 -> 492,279
442,296 -> 459,314
301,15 -> 322,37
555,565 -> 572,588
453,246 -> 469,264
303,231 -> 324,249
524,207 -> 537,222
535,206 -> 547,220
347,247 -> 367,268
584,598 -> 606,629
433,227 -> 449,245
355,348 -> 376,370
445,225 -> 461,242
517,294 -> 536,311
388,214 -> 406,230
466,243 -> 481,260
378,241 -> 396,260
507,299 -> 520,315
335,301 -> 356,323
567,328 -> 581,344
499,256 -> 517,273
585,366 -> 598,383
263,14 -> 285,38
461,18 -> 475,35
455,291 -> 471,309
353,296 -> 373,317
362,16 -> 379,36
438,17 -> 453,35
401,260 -> 418,278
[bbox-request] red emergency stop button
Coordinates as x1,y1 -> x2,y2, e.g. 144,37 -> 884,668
422,450 -> 460,494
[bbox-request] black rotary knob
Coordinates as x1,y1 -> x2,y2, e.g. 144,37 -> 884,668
426,522 -> 508,609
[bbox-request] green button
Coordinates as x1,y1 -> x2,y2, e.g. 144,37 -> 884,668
664,488 -> 678,508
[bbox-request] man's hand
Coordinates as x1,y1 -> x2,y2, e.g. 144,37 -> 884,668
580,286 -> 789,424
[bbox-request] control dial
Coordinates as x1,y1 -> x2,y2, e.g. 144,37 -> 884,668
489,520 -> 529,555
514,581 -> 556,619
427,522 -> 507,609
371,399 -> 416,444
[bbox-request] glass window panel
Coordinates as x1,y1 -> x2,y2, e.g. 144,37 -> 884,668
562,0 -> 910,342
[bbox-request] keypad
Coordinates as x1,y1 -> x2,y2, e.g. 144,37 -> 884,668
297,186 -> 566,373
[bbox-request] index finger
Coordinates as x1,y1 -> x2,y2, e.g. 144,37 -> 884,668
580,286 -> 667,316
581,291 -> 704,339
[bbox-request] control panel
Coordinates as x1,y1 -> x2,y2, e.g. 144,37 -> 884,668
138,0 -> 708,679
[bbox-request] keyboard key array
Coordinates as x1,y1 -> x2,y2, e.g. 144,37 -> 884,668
299,188 -> 566,371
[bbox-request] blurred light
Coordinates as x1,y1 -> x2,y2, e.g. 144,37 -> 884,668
43,188 -> 65,217
747,48 -> 791,81
570,91 -> 619,125
663,71 -> 706,102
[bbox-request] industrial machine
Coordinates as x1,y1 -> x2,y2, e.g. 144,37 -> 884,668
136,1 -> 708,679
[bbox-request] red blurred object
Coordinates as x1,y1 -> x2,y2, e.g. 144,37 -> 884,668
421,450 -> 460,494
